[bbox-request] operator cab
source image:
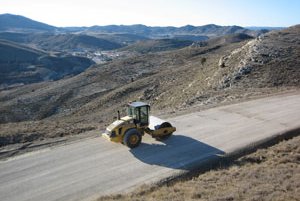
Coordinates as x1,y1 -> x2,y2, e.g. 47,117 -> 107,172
127,101 -> 150,126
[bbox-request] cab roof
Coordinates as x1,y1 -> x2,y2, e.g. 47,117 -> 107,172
128,101 -> 150,108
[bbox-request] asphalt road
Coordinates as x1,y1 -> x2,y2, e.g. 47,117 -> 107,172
1,92 -> 300,201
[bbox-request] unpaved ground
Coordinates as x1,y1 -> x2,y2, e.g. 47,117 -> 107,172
97,134 -> 300,201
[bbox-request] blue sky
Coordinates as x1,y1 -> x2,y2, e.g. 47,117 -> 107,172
0,0 -> 299,27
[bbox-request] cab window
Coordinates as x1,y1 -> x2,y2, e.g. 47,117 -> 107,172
139,106 -> 149,125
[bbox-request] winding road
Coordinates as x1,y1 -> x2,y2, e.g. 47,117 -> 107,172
1,92 -> 300,201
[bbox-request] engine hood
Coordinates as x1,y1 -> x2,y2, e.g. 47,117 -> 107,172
107,116 -> 133,131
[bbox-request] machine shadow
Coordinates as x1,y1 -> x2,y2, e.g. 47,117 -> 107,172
130,134 -> 225,170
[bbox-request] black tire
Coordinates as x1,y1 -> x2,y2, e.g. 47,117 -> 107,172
123,129 -> 142,148
156,122 -> 173,141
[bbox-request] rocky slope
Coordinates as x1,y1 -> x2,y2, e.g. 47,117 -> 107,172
216,25 -> 300,89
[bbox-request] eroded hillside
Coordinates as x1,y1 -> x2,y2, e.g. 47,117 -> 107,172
217,25 -> 300,89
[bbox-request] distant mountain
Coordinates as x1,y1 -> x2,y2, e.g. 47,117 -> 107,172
88,24 -> 151,35
176,24 -> 245,36
0,39 -> 94,86
0,13 -> 267,45
85,24 -> 260,38
246,26 -> 285,31
0,14 -> 56,32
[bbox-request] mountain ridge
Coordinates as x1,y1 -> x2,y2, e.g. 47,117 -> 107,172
0,13 -> 56,32
0,13 -> 265,38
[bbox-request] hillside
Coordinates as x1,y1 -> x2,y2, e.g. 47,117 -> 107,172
120,34 -> 252,54
0,14 -> 56,32
0,32 -> 125,51
190,33 -> 254,48
121,39 -> 193,53
31,33 -> 124,51
0,26 -> 299,146
0,40 -> 94,87
92,33 -> 149,45
216,25 -> 300,89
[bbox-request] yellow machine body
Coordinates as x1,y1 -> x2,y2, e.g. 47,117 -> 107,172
102,102 -> 176,148
102,116 -> 145,143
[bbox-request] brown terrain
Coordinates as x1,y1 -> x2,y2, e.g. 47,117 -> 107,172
0,25 -> 300,149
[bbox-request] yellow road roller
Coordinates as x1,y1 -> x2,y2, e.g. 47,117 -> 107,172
102,101 -> 176,148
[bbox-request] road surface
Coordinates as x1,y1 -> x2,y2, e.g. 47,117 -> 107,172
1,92 -> 300,201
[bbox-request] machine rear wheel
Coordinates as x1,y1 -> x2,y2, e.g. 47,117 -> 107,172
156,122 -> 173,141
123,129 -> 142,148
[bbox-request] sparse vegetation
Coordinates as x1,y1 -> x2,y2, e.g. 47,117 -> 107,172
200,57 -> 207,65
97,135 -> 300,201
1,26 -> 300,147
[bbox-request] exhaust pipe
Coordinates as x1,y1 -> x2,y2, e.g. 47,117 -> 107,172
117,110 -> 120,120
